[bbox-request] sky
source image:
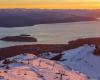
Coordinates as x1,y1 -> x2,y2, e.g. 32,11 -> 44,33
0,0 -> 100,3
0,0 -> 100,9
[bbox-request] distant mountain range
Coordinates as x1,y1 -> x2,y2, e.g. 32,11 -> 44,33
0,9 -> 98,27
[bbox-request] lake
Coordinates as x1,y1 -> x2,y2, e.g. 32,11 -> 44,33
0,21 -> 100,48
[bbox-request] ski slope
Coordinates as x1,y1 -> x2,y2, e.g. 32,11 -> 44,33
0,53 -> 87,80
0,44 -> 100,80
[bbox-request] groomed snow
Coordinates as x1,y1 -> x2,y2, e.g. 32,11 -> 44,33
0,53 -> 87,80
0,44 -> 100,80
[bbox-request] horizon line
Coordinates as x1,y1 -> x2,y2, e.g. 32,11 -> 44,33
0,3 -> 100,9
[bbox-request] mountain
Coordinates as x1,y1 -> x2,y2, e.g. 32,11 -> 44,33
0,53 -> 87,80
59,45 -> 100,79
0,44 -> 100,80
0,9 -> 97,27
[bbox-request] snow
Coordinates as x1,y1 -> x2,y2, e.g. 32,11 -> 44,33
0,44 -> 100,80
60,45 -> 100,80
0,53 -> 87,80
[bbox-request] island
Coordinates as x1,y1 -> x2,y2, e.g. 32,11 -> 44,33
0,35 -> 37,42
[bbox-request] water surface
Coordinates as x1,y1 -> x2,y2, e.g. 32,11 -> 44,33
0,21 -> 100,48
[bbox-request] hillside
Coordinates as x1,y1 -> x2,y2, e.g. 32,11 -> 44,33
0,53 -> 87,80
0,9 -> 97,27
0,37 -> 100,59
0,44 -> 100,80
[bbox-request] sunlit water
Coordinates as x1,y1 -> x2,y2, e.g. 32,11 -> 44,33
0,21 -> 100,48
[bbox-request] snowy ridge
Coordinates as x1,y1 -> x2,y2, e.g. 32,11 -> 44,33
0,44 -> 100,80
60,45 -> 100,80
0,52 -> 87,80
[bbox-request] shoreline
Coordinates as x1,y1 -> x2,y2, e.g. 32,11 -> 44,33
0,37 -> 100,59
0,19 -> 97,28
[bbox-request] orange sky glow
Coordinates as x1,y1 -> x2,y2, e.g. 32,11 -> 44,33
0,1 -> 100,9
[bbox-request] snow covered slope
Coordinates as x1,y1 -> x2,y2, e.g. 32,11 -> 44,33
0,44 -> 100,80
0,53 -> 87,80
60,45 -> 100,80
